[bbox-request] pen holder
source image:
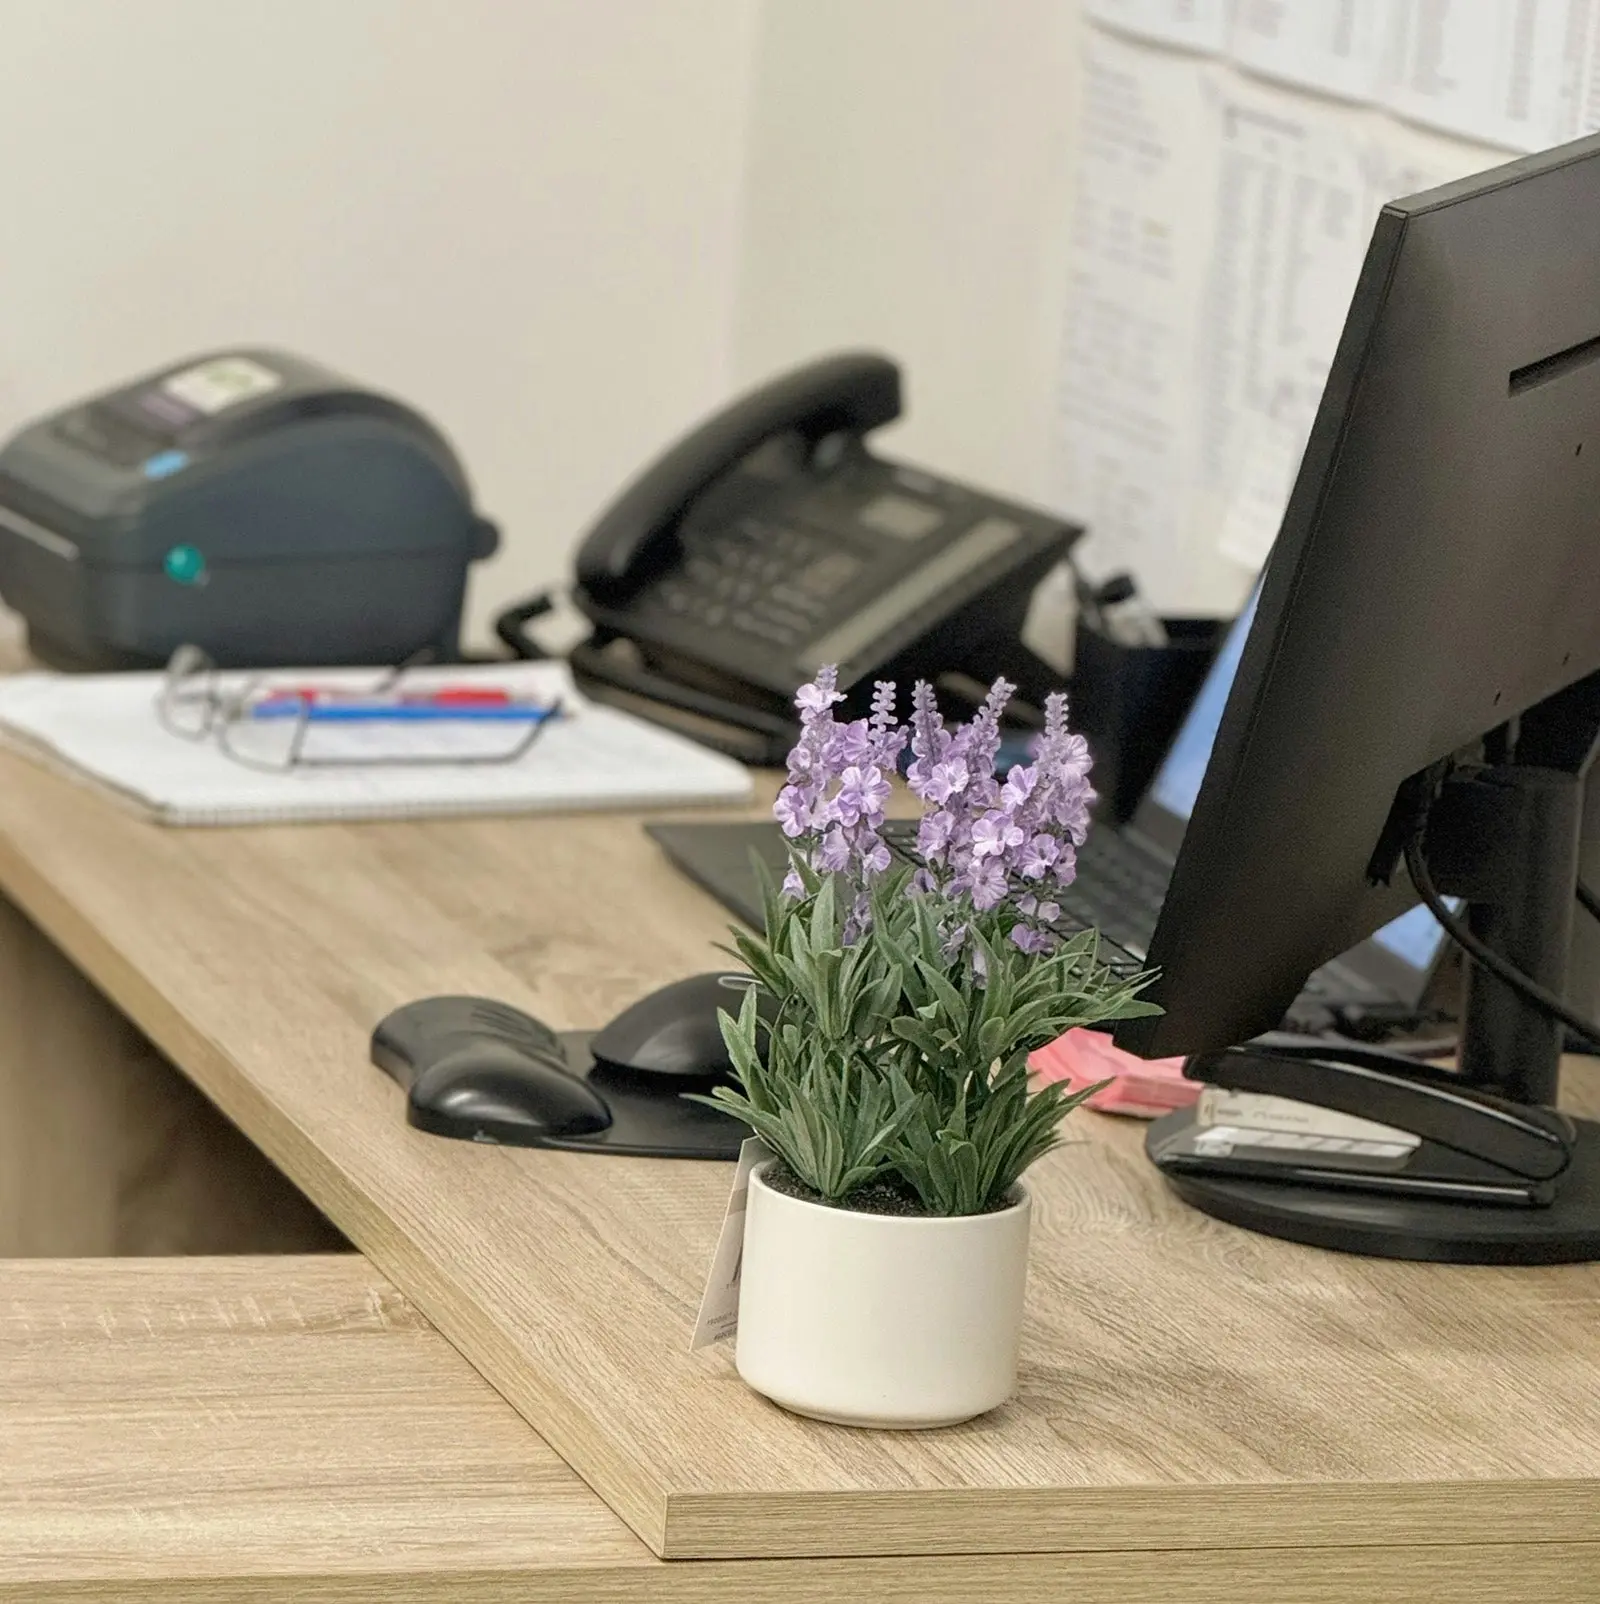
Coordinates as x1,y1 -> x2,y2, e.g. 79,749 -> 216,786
1071,617 -> 1223,824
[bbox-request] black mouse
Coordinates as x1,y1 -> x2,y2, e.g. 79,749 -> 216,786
589,971 -> 774,1081
372,996 -> 611,1143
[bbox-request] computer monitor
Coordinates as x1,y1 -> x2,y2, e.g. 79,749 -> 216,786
1138,585 -> 1449,999
1122,133 -> 1600,1262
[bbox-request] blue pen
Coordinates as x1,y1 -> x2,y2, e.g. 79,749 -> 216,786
248,701 -> 562,723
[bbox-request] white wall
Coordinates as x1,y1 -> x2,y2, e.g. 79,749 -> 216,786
735,1 -> 1086,590
0,0 -> 760,640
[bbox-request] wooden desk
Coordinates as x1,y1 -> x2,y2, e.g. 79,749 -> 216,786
0,628 -> 338,1258
4,1255 -> 1593,1604
3,1255 -> 652,1603
0,691 -> 1595,1595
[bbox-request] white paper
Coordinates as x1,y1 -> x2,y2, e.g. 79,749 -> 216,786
1229,0 -> 1398,103
1554,0 -> 1600,142
1087,0 -> 1229,54
1365,108 -> 1507,204
1192,75 -> 1372,577
0,662 -> 753,825
1053,33 -> 1216,594
1215,408 -> 1305,569
1055,16 -> 1546,614
1382,0 -> 1573,153
690,1137 -> 770,1350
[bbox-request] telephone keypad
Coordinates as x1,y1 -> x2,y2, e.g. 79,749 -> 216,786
657,518 -> 870,649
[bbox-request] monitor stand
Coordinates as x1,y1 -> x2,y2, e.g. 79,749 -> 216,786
1148,731 -> 1600,1264
1150,1122 -> 1600,1263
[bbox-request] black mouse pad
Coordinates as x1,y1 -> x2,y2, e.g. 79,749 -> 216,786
547,1032 -> 749,1160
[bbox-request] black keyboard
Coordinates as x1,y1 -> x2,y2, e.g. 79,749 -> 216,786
1051,829 -> 1171,959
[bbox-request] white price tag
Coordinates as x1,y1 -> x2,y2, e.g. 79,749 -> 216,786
690,1137 -> 769,1351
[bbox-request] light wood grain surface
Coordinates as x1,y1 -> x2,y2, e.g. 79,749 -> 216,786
5,1255 -> 1595,1604
0,737 -> 1594,1564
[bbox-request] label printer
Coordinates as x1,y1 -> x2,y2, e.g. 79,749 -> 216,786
0,350 -> 499,669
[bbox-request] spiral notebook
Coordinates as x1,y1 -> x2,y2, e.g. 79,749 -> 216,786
0,662 -> 752,826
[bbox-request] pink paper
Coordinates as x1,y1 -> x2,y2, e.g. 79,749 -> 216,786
1028,1027 -> 1198,1119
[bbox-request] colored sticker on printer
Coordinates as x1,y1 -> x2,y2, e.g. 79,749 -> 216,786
162,545 -> 207,586
161,356 -> 282,416
142,449 -> 189,480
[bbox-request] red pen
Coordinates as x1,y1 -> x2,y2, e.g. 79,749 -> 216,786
418,689 -> 514,706
259,684 -> 515,708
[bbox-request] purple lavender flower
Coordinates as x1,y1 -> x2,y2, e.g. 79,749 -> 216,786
825,719 -> 876,768
796,672 -> 845,717
920,759 -> 970,805
869,681 -> 906,769
775,667 -> 1097,958
918,807 -> 956,860
1018,833 -> 1059,879
833,764 -> 890,827
816,825 -> 851,873
906,680 -> 953,792
859,834 -> 891,876
970,813 -> 1025,860
1001,765 -> 1037,809
1052,844 -> 1080,887
968,859 -> 1007,910
773,786 -> 813,839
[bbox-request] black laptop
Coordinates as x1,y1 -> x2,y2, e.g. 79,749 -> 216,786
649,592 -> 1452,1035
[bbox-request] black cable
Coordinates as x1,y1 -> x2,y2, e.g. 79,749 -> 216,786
1579,876 -> 1600,926
494,593 -> 556,660
1404,830 -> 1600,1051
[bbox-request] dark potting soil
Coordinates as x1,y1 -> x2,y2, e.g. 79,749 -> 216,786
762,1161 -> 1015,1217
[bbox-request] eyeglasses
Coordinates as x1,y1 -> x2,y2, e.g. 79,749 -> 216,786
157,646 -> 562,772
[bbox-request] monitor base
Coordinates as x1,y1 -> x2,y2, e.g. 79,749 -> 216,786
1146,1110 -> 1600,1264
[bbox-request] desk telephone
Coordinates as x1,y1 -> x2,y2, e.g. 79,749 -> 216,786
527,353 -> 1079,761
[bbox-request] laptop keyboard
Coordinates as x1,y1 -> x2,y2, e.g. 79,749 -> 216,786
1051,829 -> 1169,958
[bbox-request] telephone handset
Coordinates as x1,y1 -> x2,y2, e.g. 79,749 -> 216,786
560,352 -> 1078,762
575,353 -> 902,602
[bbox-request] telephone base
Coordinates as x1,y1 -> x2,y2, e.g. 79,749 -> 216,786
1147,1108 -> 1600,1264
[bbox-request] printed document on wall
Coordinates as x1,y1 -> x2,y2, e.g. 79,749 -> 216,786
1197,75 -> 1371,567
1382,0 -> 1571,152
1053,31 -> 1218,594
1086,0 -> 1228,54
1228,0 -> 1398,103
1559,0 -> 1600,143
1063,7 -> 1590,608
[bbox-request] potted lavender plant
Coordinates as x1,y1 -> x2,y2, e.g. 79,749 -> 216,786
701,668 -> 1158,1429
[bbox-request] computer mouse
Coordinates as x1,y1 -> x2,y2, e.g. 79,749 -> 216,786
409,1046 -> 611,1143
371,995 -> 611,1144
589,970 -> 775,1081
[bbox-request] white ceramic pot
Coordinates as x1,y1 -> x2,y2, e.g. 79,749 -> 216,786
734,1163 -> 1032,1429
